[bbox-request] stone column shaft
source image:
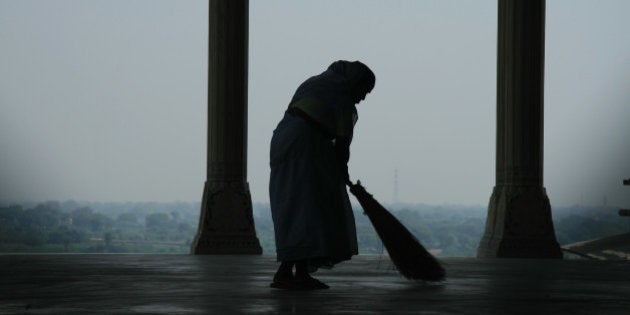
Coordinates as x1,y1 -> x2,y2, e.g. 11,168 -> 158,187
191,0 -> 262,254
477,0 -> 562,258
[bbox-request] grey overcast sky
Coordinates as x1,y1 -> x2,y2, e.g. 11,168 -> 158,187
1,0 -> 629,207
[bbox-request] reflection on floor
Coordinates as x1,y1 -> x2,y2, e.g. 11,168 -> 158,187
2,254 -> 630,314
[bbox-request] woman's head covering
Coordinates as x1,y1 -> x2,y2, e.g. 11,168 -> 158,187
328,60 -> 375,97
290,60 -> 375,109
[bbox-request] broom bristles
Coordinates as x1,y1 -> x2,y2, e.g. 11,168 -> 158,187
349,181 -> 445,281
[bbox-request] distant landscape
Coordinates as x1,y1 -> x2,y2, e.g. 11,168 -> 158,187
1,201 -> 628,257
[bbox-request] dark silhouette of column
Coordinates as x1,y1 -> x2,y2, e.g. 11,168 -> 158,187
620,179 -> 630,220
477,0 -> 562,258
191,0 -> 262,254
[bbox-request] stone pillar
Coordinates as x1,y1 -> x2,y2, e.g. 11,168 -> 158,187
191,0 -> 262,254
477,0 -> 562,258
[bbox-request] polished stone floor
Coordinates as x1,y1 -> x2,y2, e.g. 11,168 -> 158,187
1,254 -> 629,314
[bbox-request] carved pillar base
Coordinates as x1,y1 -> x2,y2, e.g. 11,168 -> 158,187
191,181 -> 262,254
477,185 -> 562,258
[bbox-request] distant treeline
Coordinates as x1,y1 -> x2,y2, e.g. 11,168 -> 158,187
0,201 -> 627,256
0,202 -> 198,253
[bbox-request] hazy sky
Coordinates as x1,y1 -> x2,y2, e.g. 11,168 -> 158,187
1,0 -> 629,207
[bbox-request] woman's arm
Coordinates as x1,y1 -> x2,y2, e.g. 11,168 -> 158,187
335,136 -> 351,184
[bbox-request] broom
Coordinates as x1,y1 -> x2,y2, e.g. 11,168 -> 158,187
347,180 -> 445,281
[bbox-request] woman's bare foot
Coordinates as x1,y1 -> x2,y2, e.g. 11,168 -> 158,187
270,262 -> 295,290
271,260 -> 329,290
293,273 -> 329,290
294,260 -> 329,290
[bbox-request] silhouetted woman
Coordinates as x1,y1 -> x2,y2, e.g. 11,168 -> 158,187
269,60 -> 375,290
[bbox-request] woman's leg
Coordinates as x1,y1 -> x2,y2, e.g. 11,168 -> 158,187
274,261 -> 294,282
